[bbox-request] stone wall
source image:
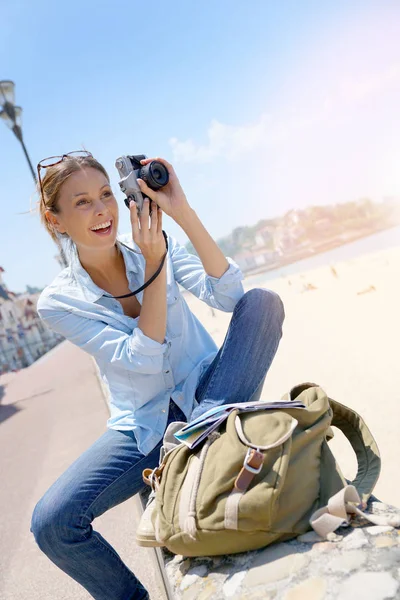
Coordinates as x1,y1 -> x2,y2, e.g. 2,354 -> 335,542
162,497 -> 400,600
93,361 -> 400,600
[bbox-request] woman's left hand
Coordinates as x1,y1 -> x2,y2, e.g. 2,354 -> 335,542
137,157 -> 192,223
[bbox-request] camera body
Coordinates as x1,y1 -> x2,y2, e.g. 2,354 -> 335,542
115,154 -> 169,213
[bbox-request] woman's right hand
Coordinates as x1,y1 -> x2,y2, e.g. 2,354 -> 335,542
130,198 -> 166,265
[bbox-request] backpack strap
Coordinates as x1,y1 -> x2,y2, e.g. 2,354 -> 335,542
287,383 -> 381,504
309,396 -> 387,539
310,485 -> 400,538
329,397 -> 381,505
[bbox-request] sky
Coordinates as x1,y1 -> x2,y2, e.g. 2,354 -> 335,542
1,0 -> 400,292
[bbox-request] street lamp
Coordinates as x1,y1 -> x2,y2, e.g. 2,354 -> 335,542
0,80 -> 37,183
0,81 -> 67,268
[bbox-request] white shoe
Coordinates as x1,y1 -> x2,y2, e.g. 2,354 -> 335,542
136,497 -> 163,548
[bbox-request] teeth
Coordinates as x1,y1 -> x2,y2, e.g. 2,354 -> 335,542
90,220 -> 111,231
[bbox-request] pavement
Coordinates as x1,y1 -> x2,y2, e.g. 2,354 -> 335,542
0,341 -> 166,600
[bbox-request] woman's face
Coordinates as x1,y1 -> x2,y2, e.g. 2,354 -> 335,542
48,167 -> 119,252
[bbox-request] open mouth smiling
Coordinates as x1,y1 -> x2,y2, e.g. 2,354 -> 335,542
89,219 -> 113,235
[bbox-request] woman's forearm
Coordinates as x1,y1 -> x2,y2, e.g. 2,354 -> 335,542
138,260 -> 167,344
176,208 -> 229,278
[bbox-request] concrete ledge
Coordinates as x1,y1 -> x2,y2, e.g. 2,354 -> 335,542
92,362 -> 400,599
139,488 -> 175,600
139,471 -> 400,600
162,497 -> 400,600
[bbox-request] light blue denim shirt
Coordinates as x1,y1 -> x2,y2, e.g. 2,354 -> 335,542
37,232 -> 245,455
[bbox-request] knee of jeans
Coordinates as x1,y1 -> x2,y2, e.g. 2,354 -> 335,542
30,494 -> 83,551
238,288 -> 285,323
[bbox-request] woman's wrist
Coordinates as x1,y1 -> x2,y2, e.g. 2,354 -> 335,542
174,206 -> 197,229
145,254 -> 167,269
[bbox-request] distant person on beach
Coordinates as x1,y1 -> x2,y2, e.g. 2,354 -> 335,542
30,151 -> 285,600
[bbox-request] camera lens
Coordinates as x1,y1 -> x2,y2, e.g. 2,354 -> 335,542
140,160 -> 169,190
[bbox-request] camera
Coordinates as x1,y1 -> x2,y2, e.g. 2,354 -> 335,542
115,154 -> 169,213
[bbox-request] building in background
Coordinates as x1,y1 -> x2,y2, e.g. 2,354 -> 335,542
232,198 -> 400,275
0,267 -> 63,374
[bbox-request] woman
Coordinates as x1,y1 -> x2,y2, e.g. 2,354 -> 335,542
30,151 -> 285,600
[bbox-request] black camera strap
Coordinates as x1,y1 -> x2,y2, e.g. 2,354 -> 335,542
108,230 -> 169,299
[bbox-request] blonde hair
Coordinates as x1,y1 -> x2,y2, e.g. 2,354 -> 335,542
38,155 -> 110,242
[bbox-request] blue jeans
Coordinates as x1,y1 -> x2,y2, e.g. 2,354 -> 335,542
30,288 -> 284,599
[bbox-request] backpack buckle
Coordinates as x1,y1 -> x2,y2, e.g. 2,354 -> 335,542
243,447 -> 263,474
142,464 -> 164,490
234,448 -> 264,492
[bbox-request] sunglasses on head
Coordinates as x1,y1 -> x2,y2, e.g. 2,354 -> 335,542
37,151 -> 93,202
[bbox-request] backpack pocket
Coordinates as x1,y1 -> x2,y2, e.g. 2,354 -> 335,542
192,410 -> 298,534
225,410 -> 297,532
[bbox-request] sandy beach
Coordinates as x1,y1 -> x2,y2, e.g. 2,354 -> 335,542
183,244 -> 400,507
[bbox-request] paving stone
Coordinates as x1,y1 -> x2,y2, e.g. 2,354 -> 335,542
167,498 -> 400,600
340,528 -> 369,550
208,568 -> 229,585
313,541 -> 337,552
197,580 -> 218,600
365,525 -> 394,536
181,580 -> 205,600
326,532 -> 343,542
222,571 -> 247,597
180,565 -> 208,591
236,591 -> 273,600
234,552 -> 253,567
373,536 -> 395,548
188,564 -> 208,577
339,571 -> 399,600
372,503 -> 389,512
179,559 -> 192,576
283,577 -> 327,600
243,545 -> 308,587
328,550 -> 367,573
296,531 -> 323,543
167,554 -> 184,567
375,547 -> 400,569
180,575 -> 200,592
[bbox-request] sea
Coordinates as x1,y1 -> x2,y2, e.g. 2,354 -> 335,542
244,225 -> 400,285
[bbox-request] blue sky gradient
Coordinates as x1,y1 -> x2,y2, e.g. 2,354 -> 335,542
1,0 -> 399,291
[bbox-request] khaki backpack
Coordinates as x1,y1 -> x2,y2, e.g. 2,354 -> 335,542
143,382 -> 399,556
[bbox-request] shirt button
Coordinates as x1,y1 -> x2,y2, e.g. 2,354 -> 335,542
165,370 -> 170,374
162,409 -> 166,413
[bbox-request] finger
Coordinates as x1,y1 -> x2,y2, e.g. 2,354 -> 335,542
140,156 -> 175,179
150,201 -> 158,230
157,206 -> 163,235
137,179 -> 156,202
154,157 -> 177,180
154,157 -> 173,171
140,198 -> 150,230
130,200 -> 141,238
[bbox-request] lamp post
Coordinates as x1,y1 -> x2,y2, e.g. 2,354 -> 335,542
0,80 -> 37,183
0,80 -> 67,268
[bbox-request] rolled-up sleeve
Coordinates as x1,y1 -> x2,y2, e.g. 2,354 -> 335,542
130,327 -> 168,357
169,234 -> 245,312
37,297 -> 168,375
